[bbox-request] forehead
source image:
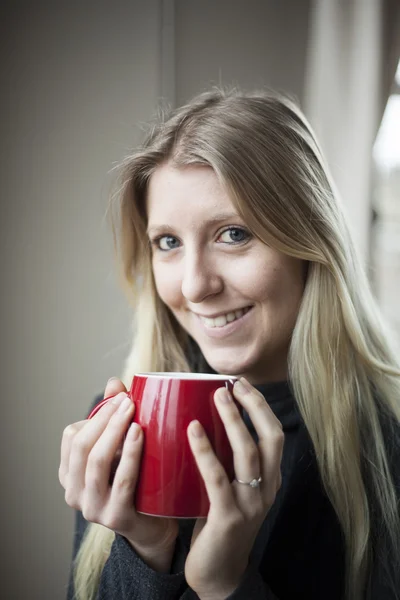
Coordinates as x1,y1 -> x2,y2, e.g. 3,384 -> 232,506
146,163 -> 238,226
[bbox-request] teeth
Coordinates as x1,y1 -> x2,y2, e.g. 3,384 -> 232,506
200,307 -> 250,328
204,317 -> 215,327
214,315 -> 227,327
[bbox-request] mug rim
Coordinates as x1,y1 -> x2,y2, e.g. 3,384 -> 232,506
134,372 -> 237,381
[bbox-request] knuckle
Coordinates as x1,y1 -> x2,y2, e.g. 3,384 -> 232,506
228,409 -> 242,424
73,435 -> 91,456
241,444 -> 259,467
97,402 -> 115,418
108,412 -> 131,432
272,429 -> 285,446
113,476 -> 134,494
87,449 -> 107,471
264,426 -> 284,446
109,410 -> 125,424
81,503 -> 100,525
64,488 -> 80,510
102,513 -> 121,532
223,512 -> 244,532
252,394 -> 266,410
206,467 -> 226,488
238,386 -> 264,405
250,497 -> 264,517
85,470 -> 103,494
63,423 -> 79,440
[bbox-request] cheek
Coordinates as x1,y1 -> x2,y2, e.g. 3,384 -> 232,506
152,263 -> 182,308
245,261 -> 304,310
266,264 -> 304,320
237,263 -> 281,301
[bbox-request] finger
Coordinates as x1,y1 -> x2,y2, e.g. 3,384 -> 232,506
233,379 -> 284,504
59,420 -> 86,488
214,387 -> 260,485
104,377 -> 127,400
67,392 -> 128,501
85,396 -> 135,501
187,421 -> 237,517
108,422 -> 143,511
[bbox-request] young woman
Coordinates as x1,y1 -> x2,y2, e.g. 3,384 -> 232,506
59,88 -> 400,600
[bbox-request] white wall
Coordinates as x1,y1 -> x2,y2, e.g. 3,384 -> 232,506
175,0 -> 311,105
0,2 -> 162,597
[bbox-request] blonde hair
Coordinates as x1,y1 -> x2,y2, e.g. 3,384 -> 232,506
72,88 -> 400,600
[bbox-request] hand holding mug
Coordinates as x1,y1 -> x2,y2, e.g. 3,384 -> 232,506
184,378 -> 284,600
59,372 -> 284,589
58,377 -> 179,573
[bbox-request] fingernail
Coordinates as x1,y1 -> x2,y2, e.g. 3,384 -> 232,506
111,392 -> 126,405
234,378 -> 251,394
218,388 -> 232,404
190,420 -> 204,438
107,376 -> 118,385
117,396 -> 132,414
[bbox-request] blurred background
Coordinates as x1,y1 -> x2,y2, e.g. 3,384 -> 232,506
0,1 -> 399,598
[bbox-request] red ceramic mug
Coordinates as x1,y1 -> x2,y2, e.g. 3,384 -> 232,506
88,372 -> 238,518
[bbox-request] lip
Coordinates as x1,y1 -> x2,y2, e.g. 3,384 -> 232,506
194,306 -> 254,339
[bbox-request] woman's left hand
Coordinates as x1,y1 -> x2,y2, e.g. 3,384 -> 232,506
185,377 -> 284,600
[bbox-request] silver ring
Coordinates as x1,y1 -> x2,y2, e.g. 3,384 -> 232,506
235,476 -> 262,488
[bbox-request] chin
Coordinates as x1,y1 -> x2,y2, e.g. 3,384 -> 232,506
202,351 -> 255,378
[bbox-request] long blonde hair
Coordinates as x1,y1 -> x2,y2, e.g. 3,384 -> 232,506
72,88 -> 400,600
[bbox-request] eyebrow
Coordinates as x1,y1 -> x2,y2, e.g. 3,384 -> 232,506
146,212 -> 243,236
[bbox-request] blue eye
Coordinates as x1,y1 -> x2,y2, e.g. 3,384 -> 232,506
219,228 -> 249,244
151,227 -> 250,252
157,236 -> 181,251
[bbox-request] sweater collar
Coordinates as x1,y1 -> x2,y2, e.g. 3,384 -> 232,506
251,381 -> 301,432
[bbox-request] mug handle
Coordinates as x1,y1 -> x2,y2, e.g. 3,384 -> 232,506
87,395 -> 123,419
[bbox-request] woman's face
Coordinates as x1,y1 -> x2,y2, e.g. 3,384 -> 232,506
146,163 -> 305,383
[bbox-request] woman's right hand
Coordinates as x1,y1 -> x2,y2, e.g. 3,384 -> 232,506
58,377 -> 179,572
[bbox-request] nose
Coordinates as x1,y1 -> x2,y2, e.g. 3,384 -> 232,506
181,250 -> 223,303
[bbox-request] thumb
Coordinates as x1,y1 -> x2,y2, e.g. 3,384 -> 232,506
104,376 -> 128,400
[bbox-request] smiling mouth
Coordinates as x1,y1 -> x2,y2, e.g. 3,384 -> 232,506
197,306 -> 253,328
